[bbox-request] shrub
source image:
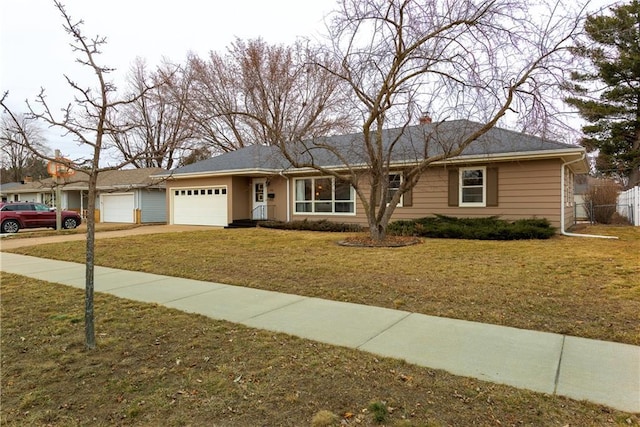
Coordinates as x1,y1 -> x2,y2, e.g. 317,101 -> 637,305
259,219 -> 363,233
583,180 -> 621,224
387,215 -> 555,240
368,401 -> 389,424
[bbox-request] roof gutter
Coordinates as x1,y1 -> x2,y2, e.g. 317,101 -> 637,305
153,168 -> 279,180
560,154 -> 617,239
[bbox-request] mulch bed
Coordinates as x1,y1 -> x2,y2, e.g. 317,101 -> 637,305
337,235 -> 421,247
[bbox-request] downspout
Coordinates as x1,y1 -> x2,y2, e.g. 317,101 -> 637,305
560,154 -> 618,239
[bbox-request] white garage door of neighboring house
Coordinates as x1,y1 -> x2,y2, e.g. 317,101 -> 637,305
101,193 -> 135,223
172,187 -> 228,226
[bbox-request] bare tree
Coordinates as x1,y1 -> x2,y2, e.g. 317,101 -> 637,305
0,113 -> 50,182
269,0 -> 585,241
110,58 -> 198,169
187,38 -> 354,153
1,1 -> 163,349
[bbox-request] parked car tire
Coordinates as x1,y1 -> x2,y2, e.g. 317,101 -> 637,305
63,217 -> 79,229
1,219 -> 20,234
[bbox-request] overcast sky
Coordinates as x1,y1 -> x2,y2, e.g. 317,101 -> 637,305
0,0 -> 338,160
0,0 -> 616,164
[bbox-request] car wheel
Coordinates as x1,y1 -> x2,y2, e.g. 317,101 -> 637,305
63,217 -> 79,229
1,219 -> 20,234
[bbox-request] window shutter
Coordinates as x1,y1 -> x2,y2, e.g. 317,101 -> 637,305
402,173 -> 413,207
487,167 -> 499,207
448,169 -> 459,206
403,187 -> 412,207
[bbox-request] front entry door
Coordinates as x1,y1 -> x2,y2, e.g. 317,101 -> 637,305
252,179 -> 267,220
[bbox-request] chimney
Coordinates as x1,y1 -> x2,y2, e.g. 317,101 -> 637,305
23,175 -> 33,183
419,112 -> 432,125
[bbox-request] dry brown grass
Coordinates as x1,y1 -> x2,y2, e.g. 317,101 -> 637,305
8,224 -> 640,345
2,274 -> 637,426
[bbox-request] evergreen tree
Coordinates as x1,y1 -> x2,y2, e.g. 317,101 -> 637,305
565,1 -> 640,188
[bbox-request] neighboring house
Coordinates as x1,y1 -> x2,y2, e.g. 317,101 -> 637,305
0,181 -> 30,202
155,120 -> 589,231
2,168 -> 166,224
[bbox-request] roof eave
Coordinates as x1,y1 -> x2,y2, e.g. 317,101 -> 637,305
433,148 -> 589,173
432,147 -> 584,163
155,148 -> 589,178
155,168 -> 283,180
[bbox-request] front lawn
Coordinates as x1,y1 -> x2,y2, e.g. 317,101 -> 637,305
2,274 -> 637,426
7,225 -> 640,345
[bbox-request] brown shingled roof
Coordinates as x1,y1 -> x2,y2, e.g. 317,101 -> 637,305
4,168 -> 165,193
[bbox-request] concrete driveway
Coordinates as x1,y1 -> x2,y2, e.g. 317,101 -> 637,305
0,224 -> 216,250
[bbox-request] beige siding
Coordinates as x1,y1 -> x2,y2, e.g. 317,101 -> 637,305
165,158 -> 572,229
266,176 -> 288,221
231,176 -> 251,221
289,158 -> 568,229
166,175 -> 291,224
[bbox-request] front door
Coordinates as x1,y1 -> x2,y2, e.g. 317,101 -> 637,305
252,179 -> 267,220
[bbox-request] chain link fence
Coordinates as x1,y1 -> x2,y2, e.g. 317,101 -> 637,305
575,202 -> 634,225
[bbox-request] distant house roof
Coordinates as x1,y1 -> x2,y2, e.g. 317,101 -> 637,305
62,168 -> 166,190
0,182 -> 24,193
0,182 -> 25,198
158,120 -> 587,177
1,168 -> 166,194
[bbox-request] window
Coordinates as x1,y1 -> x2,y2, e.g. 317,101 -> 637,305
2,203 -> 31,211
294,177 -> 355,214
564,169 -> 574,207
459,167 -> 486,207
387,174 -> 402,206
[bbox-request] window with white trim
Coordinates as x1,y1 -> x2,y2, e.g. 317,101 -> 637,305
294,177 -> 355,214
459,167 -> 486,207
564,169 -> 574,207
386,173 -> 403,206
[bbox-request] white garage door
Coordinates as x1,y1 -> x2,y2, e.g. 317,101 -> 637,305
172,187 -> 228,226
101,193 -> 135,223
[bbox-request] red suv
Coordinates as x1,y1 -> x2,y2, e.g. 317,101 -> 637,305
0,202 -> 82,233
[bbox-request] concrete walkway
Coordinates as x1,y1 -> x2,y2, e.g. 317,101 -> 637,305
1,252 -> 638,414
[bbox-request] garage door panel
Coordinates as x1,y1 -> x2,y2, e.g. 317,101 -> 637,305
172,187 -> 227,226
102,193 -> 134,223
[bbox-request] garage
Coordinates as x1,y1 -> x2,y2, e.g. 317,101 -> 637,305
101,193 -> 135,223
172,186 -> 228,226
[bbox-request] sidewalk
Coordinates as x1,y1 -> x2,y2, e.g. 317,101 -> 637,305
1,252 -> 638,413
